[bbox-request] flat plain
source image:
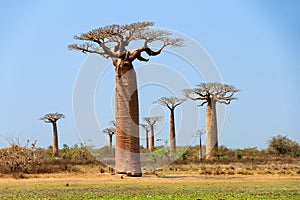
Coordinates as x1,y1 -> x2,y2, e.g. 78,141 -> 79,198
1,171 -> 299,200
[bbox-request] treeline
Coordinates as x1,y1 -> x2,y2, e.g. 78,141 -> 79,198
0,135 -> 299,177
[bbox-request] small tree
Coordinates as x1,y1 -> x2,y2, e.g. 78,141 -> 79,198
268,135 -> 300,156
194,129 -> 205,161
154,96 -> 185,152
184,82 -> 239,159
110,120 -> 116,127
103,128 -> 116,148
40,112 -> 65,157
69,22 -> 182,176
140,124 -> 150,151
143,117 -> 161,152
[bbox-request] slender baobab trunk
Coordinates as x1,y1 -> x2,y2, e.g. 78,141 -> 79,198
115,63 -> 141,176
52,122 -> 59,157
150,125 -> 154,152
170,109 -> 176,153
199,134 -> 203,161
145,130 -> 149,151
205,98 -> 218,159
109,134 -> 113,148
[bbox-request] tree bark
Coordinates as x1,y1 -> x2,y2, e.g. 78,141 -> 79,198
205,98 -> 218,159
109,134 -> 113,148
145,130 -> 149,151
150,125 -> 154,152
115,61 -> 142,177
170,109 -> 176,153
52,122 -> 59,157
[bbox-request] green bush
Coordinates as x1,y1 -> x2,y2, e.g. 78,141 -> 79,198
212,146 -> 235,159
267,135 -> 300,156
60,143 -> 95,161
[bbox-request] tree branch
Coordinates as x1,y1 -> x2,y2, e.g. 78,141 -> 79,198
68,44 -> 111,58
198,101 -> 208,107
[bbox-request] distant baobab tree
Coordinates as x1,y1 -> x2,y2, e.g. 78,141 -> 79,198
194,129 -> 205,161
184,82 -> 239,159
69,22 -> 182,176
154,96 -> 185,153
40,112 -> 65,157
143,117 -> 161,152
110,120 -> 116,127
140,124 -> 150,151
103,127 -> 115,148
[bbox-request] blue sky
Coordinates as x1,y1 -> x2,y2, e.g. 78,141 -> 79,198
0,0 -> 299,149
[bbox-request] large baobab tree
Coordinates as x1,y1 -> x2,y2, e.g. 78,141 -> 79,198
40,112 -> 65,157
69,22 -> 182,176
184,82 -> 239,159
154,96 -> 185,153
140,124 -> 150,151
143,117 -> 161,152
103,127 -> 115,148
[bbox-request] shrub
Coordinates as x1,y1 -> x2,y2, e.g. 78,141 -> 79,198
236,152 -> 242,159
60,143 -> 96,162
0,140 -> 39,175
267,135 -> 300,156
212,146 -> 235,159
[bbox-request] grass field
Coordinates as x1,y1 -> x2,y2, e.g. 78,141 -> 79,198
0,173 -> 299,200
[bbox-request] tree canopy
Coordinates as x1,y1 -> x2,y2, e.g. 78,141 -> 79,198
103,128 -> 116,136
39,112 -> 65,123
143,116 -> 161,126
184,82 -> 239,106
68,22 -> 183,61
154,96 -> 186,110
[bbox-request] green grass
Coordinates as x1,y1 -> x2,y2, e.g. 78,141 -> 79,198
0,176 -> 299,199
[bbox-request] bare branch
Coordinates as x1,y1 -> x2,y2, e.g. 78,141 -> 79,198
129,37 -> 183,61
184,89 -> 207,101
109,120 -> 116,127
198,101 -> 208,107
140,124 -> 150,131
68,44 -> 111,58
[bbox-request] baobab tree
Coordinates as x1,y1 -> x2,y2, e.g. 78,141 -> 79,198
69,22 -> 182,176
154,96 -> 185,152
40,112 -> 65,157
140,124 -> 150,151
184,82 -> 239,159
110,120 -> 116,127
194,129 -> 205,161
143,117 -> 161,152
103,127 -> 115,148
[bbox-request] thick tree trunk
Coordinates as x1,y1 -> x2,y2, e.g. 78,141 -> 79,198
205,98 -> 218,159
170,109 -> 176,153
145,130 -> 149,151
150,125 -> 154,152
52,122 -> 59,157
115,62 -> 142,177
